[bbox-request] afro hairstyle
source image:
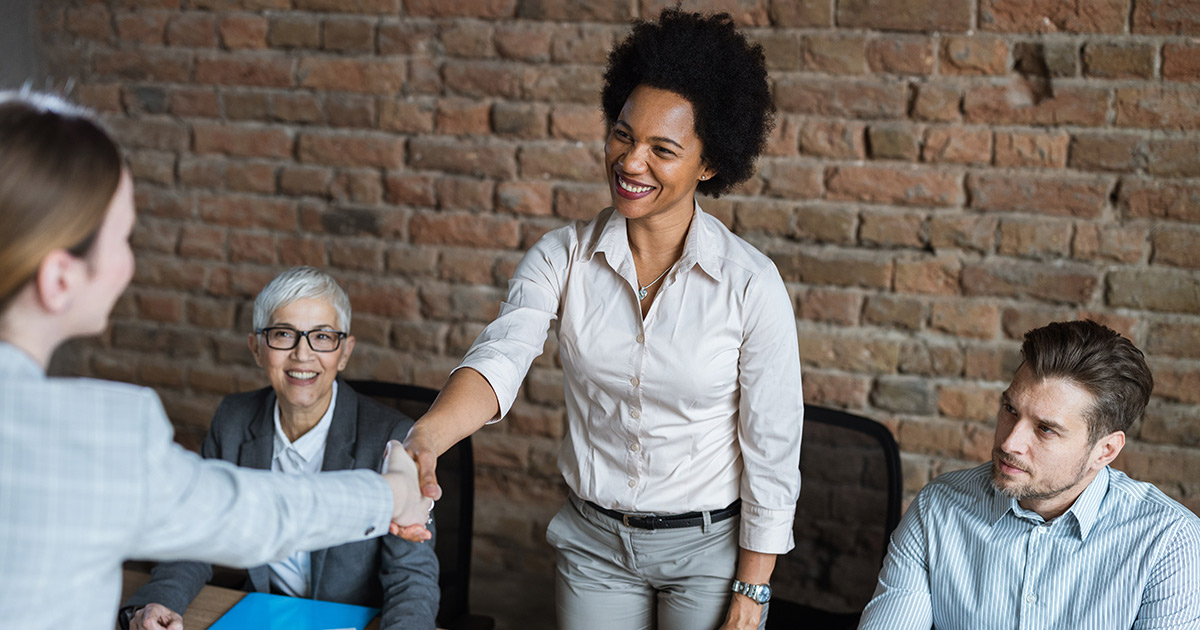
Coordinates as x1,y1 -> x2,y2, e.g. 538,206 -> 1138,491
600,7 -> 775,198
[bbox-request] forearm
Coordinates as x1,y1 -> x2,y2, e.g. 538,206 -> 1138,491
406,368 -> 499,457
723,548 -> 776,629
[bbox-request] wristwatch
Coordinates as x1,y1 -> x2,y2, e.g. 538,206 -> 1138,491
731,579 -> 772,605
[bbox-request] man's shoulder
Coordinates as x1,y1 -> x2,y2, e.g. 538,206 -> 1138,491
1105,467 -> 1200,530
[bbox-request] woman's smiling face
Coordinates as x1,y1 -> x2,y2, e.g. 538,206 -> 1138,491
604,85 -> 714,224
249,297 -> 355,421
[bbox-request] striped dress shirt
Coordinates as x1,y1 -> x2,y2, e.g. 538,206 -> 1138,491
859,463 -> 1200,630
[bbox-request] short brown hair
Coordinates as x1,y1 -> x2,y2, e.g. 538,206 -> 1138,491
1020,320 -> 1153,443
0,91 -> 122,312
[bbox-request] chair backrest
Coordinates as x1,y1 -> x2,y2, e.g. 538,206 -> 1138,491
344,380 -> 477,628
767,404 -> 902,629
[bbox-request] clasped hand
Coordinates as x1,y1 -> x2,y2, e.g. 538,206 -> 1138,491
381,439 -> 437,541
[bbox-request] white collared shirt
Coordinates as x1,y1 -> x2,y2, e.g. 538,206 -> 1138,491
457,203 -> 803,554
267,381 -> 338,597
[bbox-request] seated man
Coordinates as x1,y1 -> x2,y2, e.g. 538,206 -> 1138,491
859,320 -> 1200,630
121,266 -> 439,630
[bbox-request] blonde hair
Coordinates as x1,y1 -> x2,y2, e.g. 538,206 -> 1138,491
0,91 -> 122,311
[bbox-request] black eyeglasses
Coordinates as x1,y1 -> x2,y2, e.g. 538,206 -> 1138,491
256,327 -> 347,352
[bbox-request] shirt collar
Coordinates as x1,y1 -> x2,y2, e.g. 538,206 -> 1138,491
272,380 -> 338,466
987,465 -> 1111,540
586,200 -> 722,281
0,342 -> 44,378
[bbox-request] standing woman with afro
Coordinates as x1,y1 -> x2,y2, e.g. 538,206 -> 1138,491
401,9 -> 802,630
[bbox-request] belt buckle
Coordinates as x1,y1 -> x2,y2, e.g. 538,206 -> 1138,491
623,513 -> 634,528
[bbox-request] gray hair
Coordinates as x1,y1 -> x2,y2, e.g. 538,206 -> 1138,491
253,266 -> 352,333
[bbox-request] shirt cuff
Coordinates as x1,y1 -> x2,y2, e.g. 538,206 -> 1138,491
739,503 -> 796,554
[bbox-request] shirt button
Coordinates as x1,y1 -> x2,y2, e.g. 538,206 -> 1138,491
1025,594 -> 1036,603
636,334 -> 645,343
631,409 -> 640,419
630,442 -> 640,452
628,479 -> 637,488
364,526 -> 375,536
630,377 -> 639,387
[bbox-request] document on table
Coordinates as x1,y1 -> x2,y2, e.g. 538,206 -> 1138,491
207,592 -> 379,630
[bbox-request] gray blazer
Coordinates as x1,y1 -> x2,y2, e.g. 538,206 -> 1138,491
121,380 -> 439,630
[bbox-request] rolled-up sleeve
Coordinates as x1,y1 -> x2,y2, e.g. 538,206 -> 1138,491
736,262 -> 803,554
455,228 -> 568,420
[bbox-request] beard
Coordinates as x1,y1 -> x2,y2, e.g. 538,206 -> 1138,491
989,449 -> 1092,502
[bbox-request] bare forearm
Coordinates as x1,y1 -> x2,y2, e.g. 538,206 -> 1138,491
722,548 -> 777,630
406,368 -> 499,456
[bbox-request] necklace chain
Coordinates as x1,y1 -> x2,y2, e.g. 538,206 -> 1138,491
637,266 -> 671,301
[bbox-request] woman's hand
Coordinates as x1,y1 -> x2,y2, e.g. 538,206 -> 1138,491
129,603 -> 183,630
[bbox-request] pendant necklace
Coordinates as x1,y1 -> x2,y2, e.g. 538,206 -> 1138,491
637,266 -> 671,301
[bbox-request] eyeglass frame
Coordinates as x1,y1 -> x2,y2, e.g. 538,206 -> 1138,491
255,326 -> 348,352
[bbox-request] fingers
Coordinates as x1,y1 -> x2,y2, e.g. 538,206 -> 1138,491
407,444 -> 443,501
131,604 -> 183,630
391,522 -> 433,543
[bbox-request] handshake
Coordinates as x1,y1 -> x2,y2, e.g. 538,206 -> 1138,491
381,440 -> 436,542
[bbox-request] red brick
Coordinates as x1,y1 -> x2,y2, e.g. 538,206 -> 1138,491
277,235 -> 327,267
385,173 -> 437,206
776,79 -> 908,119
968,84 -> 1109,126
292,0 -> 397,12
279,166 -> 331,197
1115,87 -> 1200,130
225,162 -> 276,194
860,211 -> 926,248
378,22 -> 437,55
997,218 -> 1072,259
332,171 -> 383,205
329,239 -> 384,272
518,144 -> 601,182
1163,43 -> 1200,81
932,300 -> 1002,340
497,181 -> 553,216
105,118 -> 189,152
326,96 -> 376,128
135,189 -> 193,220
999,305 -> 1075,340
923,127 -> 992,165
192,0 -> 289,9
323,17 -> 375,53
938,384 -> 1001,422
380,98 -> 434,133
553,185 -> 608,221
1072,223 -> 1147,263
1142,402 -> 1200,448
223,91 -> 271,121
194,123 -> 293,159
94,50 -> 190,82
1068,133 -> 1144,173
1083,43 -> 1155,79
930,215 -> 997,253
273,93 -> 324,124
900,340 -> 965,377
967,173 -> 1111,218
165,12 -> 217,47
863,294 -> 925,330
1145,320 -> 1200,360
802,371 -> 871,409
1152,361 -> 1200,404
343,279 -> 418,319
441,21 -> 495,58
409,138 -> 517,180
797,330 -> 902,372
115,11 -> 167,44
436,99 -> 491,135
796,288 -> 861,325
760,162 -> 822,200
1152,228 -> 1200,268
993,131 -> 1069,168
419,284 -> 502,323
827,165 -> 962,207
197,194 -> 297,230
495,22 -> 551,62
867,37 -> 934,75
550,104 -> 603,141
407,0 -> 516,17
754,31 -> 804,72
1132,0 -> 1200,34
800,120 -> 866,159
298,132 -> 403,168
186,298 -> 236,330
444,61 -> 526,99
551,25 -> 614,64
74,84 -> 123,113
219,14 -> 268,49
895,256 -> 962,295
176,152 -> 224,188
1120,180 -> 1200,223
1145,139 -> 1200,177
962,261 -> 1100,304
436,177 -> 494,212
837,0 -> 970,32
941,37 -> 1008,75
439,248 -> 500,285
873,376 -> 937,414
298,58 -> 404,93
764,116 -> 800,157
410,213 -> 520,248
769,0 -> 830,26
912,83 -> 962,122
774,249 -> 893,289
981,0 -> 1127,33
127,150 -> 175,186
964,344 -> 1023,381
178,225 -> 227,260
269,15 -> 320,49
66,5 -> 113,41
804,34 -> 867,75
868,125 -> 920,161
195,54 -> 292,87
792,205 -> 854,244
735,200 -> 793,236
131,219 -> 179,255
229,231 -> 278,265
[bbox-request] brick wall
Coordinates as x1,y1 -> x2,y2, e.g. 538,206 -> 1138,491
37,0 -> 1200,622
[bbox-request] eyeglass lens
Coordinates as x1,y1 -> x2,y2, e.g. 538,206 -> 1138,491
264,328 -> 342,352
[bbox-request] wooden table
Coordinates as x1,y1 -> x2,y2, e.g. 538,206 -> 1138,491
120,569 -> 381,630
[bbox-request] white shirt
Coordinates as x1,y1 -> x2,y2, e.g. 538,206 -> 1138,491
267,381 -> 338,597
458,203 -> 803,553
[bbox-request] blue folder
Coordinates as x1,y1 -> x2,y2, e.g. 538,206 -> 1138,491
207,592 -> 380,630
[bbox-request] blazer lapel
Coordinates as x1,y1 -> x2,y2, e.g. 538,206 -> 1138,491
308,380 -> 359,598
242,390 -> 277,594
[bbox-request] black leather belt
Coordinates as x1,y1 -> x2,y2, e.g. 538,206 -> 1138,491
584,499 -> 741,530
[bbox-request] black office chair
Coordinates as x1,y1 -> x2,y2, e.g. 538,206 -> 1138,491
766,405 -> 903,630
346,380 -> 495,630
